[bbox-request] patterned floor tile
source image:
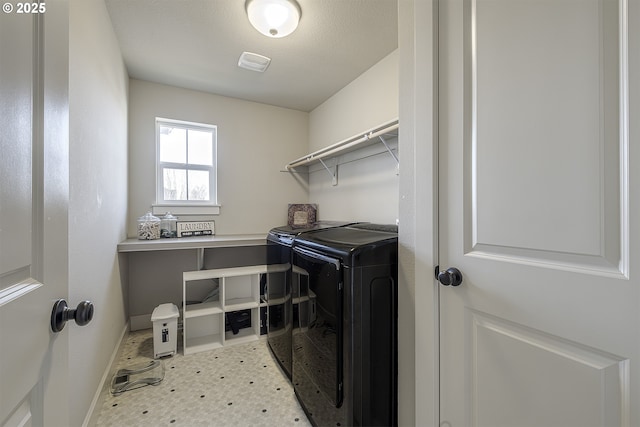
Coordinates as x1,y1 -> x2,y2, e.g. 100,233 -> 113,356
95,330 -> 311,427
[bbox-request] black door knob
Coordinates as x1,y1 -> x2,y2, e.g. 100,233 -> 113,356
51,299 -> 94,333
436,267 -> 463,287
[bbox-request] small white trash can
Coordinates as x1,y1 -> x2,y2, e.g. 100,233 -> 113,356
151,303 -> 179,358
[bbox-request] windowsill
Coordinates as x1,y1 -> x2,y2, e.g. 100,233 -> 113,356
152,204 -> 221,216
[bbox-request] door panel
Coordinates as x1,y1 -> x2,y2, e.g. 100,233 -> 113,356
0,3 -> 69,425
469,310 -> 626,427
0,8 -> 33,278
0,10 -> 44,425
439,0 -> 638,425
1,280 -> 48,426
466,0 -> 624,274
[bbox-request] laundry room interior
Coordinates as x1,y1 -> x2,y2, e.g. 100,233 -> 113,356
5,0 -> 640,424
63,0 -> 410,426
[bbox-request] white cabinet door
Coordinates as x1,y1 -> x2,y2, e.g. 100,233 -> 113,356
438,0 -> 639,425
0,4 -> 69,426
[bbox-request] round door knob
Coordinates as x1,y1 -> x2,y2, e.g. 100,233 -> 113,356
437,267 -> 463,287
51,299 -> 94,333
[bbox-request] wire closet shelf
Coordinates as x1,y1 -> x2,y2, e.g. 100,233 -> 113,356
284,118 -> 399,171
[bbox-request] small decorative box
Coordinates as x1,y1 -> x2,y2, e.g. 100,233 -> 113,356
287,204 -> 317,228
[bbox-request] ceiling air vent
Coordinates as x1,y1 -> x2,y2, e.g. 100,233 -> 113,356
238,52 -> 271,72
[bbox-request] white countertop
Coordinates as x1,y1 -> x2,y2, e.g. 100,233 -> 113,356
117,234 -> 267,252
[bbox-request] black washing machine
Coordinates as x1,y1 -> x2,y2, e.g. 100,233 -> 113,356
291,223 -> 398,427
266,221 -> 356,379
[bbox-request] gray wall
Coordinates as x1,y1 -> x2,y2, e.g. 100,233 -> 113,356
307,50 -> 399,224
68,0 -> 129,425
127,80 -> 310,237
127,245 -> 267,322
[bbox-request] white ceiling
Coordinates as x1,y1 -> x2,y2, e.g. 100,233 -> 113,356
104,0 -> 398,112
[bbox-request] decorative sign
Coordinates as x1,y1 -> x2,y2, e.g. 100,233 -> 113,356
287,204 -> 317,228
177,221 -> 215,237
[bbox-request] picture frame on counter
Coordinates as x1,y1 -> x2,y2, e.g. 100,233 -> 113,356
177,221 -> 215,237
287,203 -> 317,228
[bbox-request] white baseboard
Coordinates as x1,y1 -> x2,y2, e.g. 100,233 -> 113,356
82,322 -> 129,427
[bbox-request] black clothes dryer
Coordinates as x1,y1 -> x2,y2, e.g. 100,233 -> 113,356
266,221 -> 355,379
291,223 -> 398,427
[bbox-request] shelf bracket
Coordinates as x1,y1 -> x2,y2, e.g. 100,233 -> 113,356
378,135 -> 400,175
318,158 -> 338,186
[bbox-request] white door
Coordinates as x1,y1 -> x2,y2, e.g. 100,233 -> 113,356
0,3 -> 70,426
439,0 -> 639,426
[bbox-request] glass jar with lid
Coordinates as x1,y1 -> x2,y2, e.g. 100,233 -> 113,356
137,212 -> 161,240
160,212 -> 178,238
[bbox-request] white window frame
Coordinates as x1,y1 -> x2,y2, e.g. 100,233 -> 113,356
154,118 -> 220,215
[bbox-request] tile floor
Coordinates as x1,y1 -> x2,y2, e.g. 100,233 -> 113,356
95,329 -> 311,427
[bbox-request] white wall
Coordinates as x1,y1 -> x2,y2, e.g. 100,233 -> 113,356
308,50 -> 399,223
128,80 -> 309,236
68,0 -> 129,425
309,50 -> 399,152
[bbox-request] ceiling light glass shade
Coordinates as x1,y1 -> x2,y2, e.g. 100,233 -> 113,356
245,0 -> 301,38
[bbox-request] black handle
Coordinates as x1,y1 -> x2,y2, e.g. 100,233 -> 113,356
436,267 -> 463,287
51,299 -> 94,333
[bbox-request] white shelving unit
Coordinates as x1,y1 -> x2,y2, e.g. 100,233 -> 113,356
182,264 -> 288,355
283,119 -> 399,186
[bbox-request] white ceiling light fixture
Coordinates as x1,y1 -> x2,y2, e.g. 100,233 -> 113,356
245,0 -> 301,38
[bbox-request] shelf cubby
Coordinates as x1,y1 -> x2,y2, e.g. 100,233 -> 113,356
183,264 -> 288,355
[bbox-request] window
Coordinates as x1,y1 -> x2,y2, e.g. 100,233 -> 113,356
156,118 -> 217,208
